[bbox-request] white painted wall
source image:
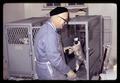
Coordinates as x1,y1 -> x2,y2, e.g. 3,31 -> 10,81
3,3 -> 25,24
24,3 -> 50,18
23,3 -> 87,18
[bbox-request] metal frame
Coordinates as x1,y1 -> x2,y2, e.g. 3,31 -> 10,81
67,16 -> 103,80
5,17 -> 48,79
5,24 -> 34,78
68,22 -> 89,80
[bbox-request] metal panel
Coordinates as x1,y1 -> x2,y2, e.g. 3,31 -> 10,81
5,17 -> 48,79
103,16 -> 112,45
8,45 -> 33,77
6,24 -> 33,78
88,16 -> 104,79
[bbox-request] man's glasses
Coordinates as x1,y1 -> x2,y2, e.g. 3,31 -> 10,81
58,16 -> 68,23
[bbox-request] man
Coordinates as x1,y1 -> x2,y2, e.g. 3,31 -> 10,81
34,7 -> 77,80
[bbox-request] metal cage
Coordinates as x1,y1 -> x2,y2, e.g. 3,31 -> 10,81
61,15 -> 104,80
5,16 -> 104,80
5,17 -> 48,79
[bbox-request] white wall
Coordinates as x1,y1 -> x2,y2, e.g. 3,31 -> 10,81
24,3 -> 50,18
86,3 -> 117,63
23,3 -> 87,18
3,3 -> 25,24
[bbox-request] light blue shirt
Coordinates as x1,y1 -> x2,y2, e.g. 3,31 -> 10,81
34,20 -> 70,79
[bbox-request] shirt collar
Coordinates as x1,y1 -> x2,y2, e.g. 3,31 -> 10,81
47,20 -> 56,31
47,20 -> 61,34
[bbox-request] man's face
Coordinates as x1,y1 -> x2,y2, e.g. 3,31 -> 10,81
57,12 -> 69,29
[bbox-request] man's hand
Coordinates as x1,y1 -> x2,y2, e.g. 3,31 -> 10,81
67,70 -> 77,80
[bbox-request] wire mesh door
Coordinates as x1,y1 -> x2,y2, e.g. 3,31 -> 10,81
32,27 -> 40,44
6,24 -> 34,78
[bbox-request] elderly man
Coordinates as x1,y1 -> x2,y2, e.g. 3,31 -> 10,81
34,7 -> 76,80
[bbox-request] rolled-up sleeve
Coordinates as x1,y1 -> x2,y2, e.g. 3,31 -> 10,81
44,31 -> 71,75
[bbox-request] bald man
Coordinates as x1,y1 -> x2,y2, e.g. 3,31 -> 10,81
34,7 -> 76,80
